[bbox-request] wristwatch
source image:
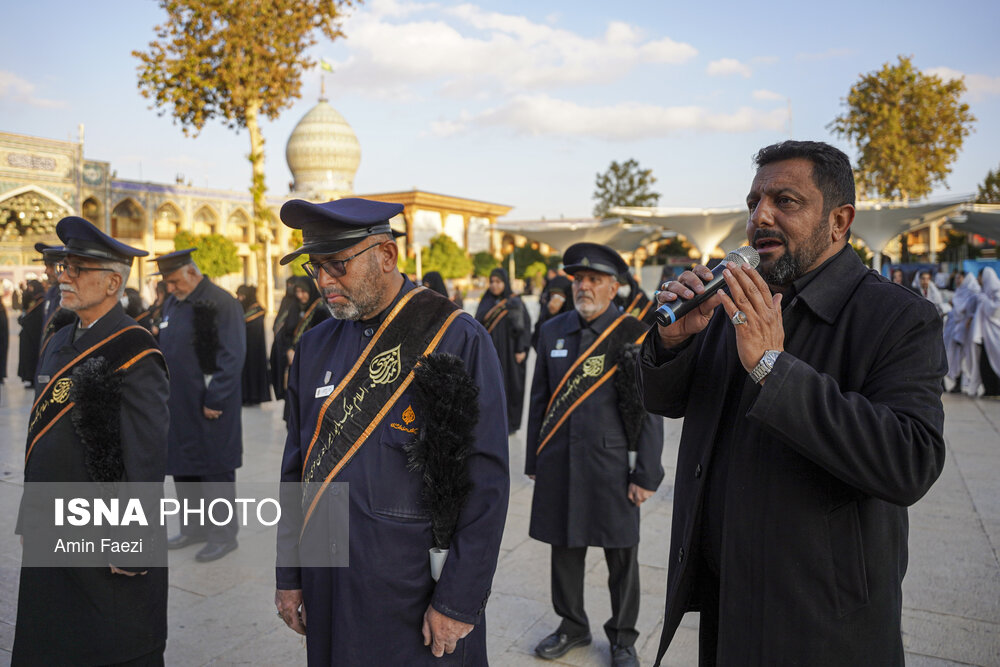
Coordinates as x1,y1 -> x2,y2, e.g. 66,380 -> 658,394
749,350 -> 781,384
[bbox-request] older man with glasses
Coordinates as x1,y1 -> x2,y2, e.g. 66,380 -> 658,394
274,198 -> 510,665
14,216 -> 169,665
150,247 -> 246,563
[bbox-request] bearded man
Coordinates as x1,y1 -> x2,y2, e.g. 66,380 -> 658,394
273,198 -> 509,665
640,141 -> 947,666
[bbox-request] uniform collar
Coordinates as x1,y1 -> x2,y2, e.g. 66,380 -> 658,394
572,301 -> 620,334
71,303 -> 125,349
787,245 -> 869,324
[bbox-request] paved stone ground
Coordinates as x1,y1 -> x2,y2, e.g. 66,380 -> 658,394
1,309 -> 998,666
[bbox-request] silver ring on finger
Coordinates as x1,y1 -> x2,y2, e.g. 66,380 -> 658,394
731,310 -> 748,326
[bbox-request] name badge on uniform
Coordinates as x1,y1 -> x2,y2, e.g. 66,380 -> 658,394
37,375 -> 50,384
315,385 -> 335,399
551,349 -> 568,358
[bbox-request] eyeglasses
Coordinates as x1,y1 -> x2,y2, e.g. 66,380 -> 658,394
56,263 -> 116,279
302,242 -> 383,279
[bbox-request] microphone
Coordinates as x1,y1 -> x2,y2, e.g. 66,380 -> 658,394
655,246 -> 760,326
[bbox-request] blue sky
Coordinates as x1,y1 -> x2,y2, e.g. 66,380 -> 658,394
2,0 -> 998,221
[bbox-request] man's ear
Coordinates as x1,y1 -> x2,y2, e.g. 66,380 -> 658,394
107,271 -> 123,297
830,204 -> 856,243
379,239 -> 399,272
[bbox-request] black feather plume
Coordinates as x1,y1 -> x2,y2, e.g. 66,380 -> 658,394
405,353 -> 479,550
192,300 -> 219,374
614,342 -> 645,452
70,356 -> 124,483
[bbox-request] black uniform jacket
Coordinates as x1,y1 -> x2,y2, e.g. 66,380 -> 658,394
13,304 -> 169,665
159,277 -> 245,476
638,247 -> 947,666
527,305 -> 664,548
277,280 -> 510,666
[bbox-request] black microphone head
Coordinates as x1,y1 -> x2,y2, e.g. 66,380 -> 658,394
724,246 -> 760,269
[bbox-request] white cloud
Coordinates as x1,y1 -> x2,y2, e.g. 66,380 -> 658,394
753,89 -> 784,102
795,48 -> 853,62
0,71 -> 66,109
927,66 -> 1000,101
329,3 -> 698,96
435,94 -> 788,140
707,58 -> 751,78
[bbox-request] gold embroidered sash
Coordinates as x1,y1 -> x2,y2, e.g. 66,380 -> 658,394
481,298 -> 508,333
300,288 -> 463,534
291,299 -> 321,346
535,314 -> 648,456
25,325 -> 163,465
245,304 -> 265,324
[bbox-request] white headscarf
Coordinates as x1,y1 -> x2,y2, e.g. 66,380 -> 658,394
912,272 -> 945,313
944,273 -> 981,383
964,267 -> 1000,395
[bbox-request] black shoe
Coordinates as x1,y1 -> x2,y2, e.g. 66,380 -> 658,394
534,631 -> 591,660
194,540 -> 238,562
166,533 -> 207,550
611,644 -> 639,666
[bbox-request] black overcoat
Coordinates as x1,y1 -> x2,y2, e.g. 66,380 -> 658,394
476,289 -> 531,433
638,247 -> 947,666
242,304 -> 272,405
526,305 -> 664,548
13,304 -> 169,665
276,281 -> 510,665
159,277 -> 245,476
17,299 -> 43,383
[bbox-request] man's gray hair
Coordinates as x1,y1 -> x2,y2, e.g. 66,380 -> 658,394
101,259 -> 131,298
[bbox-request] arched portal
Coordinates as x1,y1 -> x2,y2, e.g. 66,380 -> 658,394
111,199 -> 145,239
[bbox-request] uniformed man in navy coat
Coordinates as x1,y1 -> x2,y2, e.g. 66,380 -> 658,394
14,217 -> 169,665
153,248 -> 246,562
274,198 -> 509,665
527,243 -> 664,667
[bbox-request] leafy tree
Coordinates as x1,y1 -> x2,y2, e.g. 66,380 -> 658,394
134,0 -> 356,299
523,261 -> 548,290
654,236 -> 694,259
593,159 -> 660,218
829,55 -> 975,202
288,229 -> 308,277
501,245 -> 547,279
174,231 -> 241,278
473,251 -> 499,278
850,238 -> 873,267
546,254 -> 563,271
976,165 -> 1000,204
422,234 -> 473,279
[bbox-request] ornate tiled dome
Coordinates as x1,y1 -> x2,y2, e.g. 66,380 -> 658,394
285,100 -> 361,200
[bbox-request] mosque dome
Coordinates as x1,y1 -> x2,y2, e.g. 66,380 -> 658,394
285,99 -> 361,200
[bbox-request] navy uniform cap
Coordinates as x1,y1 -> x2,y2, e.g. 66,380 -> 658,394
33,242 -> 66,263
56,216 -> 148,265
149,248 -> 197,276
279,197 -> 405,266
562,242 -> 628,277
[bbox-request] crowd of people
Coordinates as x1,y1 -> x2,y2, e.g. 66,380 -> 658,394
4,140 -> 973,666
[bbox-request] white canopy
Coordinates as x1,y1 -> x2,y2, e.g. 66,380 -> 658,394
612,199 -> 969,264
610,206 -> 746,264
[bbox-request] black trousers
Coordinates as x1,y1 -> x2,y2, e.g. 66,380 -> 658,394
550,544 -> 640,648
173,471 -> 238,544
981,344 -> 1000,396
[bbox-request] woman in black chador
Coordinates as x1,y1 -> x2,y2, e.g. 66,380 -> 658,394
17,280 -> 45,387
269,277 -> 299,400
237,284 -> 272,406
285,276 -> 330,365
475,267 -> 531,433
